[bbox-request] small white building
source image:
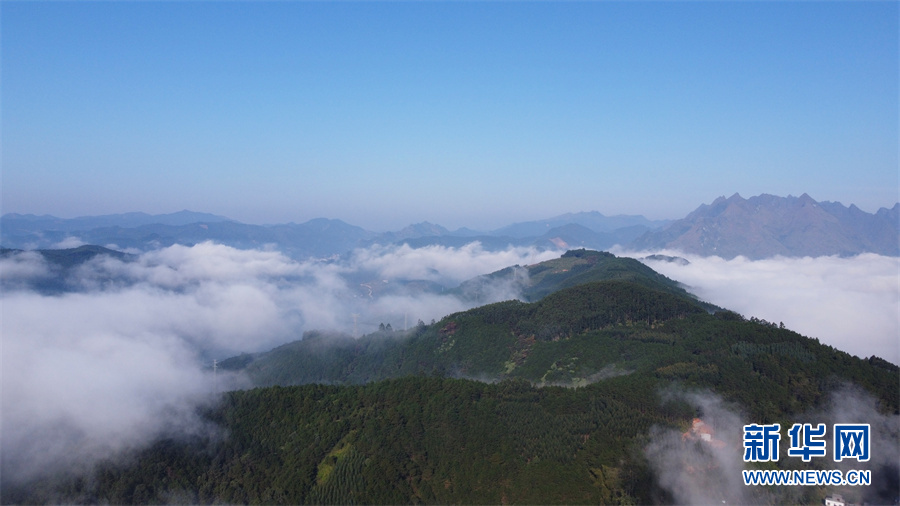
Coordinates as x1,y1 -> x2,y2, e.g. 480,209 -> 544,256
823,494 -> 844,506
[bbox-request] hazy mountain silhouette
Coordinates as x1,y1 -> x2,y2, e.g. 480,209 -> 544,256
3,194 -> 897,259
628,193 -> 899,259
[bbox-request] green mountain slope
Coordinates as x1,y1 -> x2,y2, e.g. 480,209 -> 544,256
12,377 -> 674,504
14,327 -> 896,505
234,280 -> 897,419
455,249 -> 709,305
230,278 -> 711,387
6,250 -> 897,505
227,250 -> 722,387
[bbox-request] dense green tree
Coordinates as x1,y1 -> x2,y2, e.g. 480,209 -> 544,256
7,251 -> 896,505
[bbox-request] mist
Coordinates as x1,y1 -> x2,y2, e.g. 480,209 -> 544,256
645,389 -> 751,505
623,250 -> 900,364
0,241 -> 560,485
647,386 -> 899,505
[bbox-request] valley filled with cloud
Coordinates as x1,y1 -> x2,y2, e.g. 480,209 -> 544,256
2,241 -> 897,485
629,250 -> 900,365
0,242 -> 560,483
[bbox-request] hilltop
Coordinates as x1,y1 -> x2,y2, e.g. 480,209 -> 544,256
454,248 -> 708,304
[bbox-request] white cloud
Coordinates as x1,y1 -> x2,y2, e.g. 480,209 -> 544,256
645,390 -> 751,505
0,251 -> 53,287
50,236 -> 86,249
3,240 -> 896,493
625,250 -> 900,364
1,290 -> 217,484
0,241 -> 556,484
646,387 -> 900,505
348,241 -> 559,283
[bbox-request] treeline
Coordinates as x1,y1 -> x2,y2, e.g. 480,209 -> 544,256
234,281 -> 898,423
9,376 -> 690,504
238,280 -> 711,386
12,341 -> 895,505
7,256 -> 898,504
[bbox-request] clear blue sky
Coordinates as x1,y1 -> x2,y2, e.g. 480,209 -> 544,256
2,1 -> 897,231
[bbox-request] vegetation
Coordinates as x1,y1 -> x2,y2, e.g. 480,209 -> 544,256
234,279 -> 897,421
5,250 -> 897,504
0,245 -> 133,269
0,245 -> 135,293
454,249 -> 715,308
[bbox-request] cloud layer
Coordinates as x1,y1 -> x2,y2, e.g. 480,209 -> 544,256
626,250 -> 900,364
0,241 -> 559,484
3,241 -> 896,488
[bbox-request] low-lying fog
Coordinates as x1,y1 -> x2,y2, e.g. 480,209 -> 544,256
0,241 -> 560,484
624,249 -> 899,365
2,241 -> 897,486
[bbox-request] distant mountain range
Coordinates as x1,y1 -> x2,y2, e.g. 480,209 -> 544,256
630,193 -> 899,259
2,194 -> 897,259
0,210 -> 662,258
1,210 -> 233,232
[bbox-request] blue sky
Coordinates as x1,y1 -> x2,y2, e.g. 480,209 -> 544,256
2,1 -> 897,231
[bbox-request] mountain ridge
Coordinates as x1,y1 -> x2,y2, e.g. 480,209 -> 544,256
3,193 -> 897,259
4,248 -> 897,505
628,193 -> 899,259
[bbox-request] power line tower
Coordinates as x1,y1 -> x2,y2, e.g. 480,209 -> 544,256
351,313 -> 360,337
213,358 -> 218,393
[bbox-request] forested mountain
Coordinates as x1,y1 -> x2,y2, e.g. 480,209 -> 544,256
454,249 -> 704,304
224,278 -> 711,387
0,245 -> 136,293
628,193 -> 900,259
8,282 -> 896,504
3,249 -> 897,505
219,249 -> 718,386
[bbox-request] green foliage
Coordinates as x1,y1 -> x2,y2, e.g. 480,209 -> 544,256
233,273 -> 897,424
240,280 -> 712,386
20,377 -> 682,504
14,303 -> 896,504
8,250 -> 897,504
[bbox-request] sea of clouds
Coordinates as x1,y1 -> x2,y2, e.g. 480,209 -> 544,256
0,241 -> 560,484
624,249 -> 900,364
2,241 -> 897,488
